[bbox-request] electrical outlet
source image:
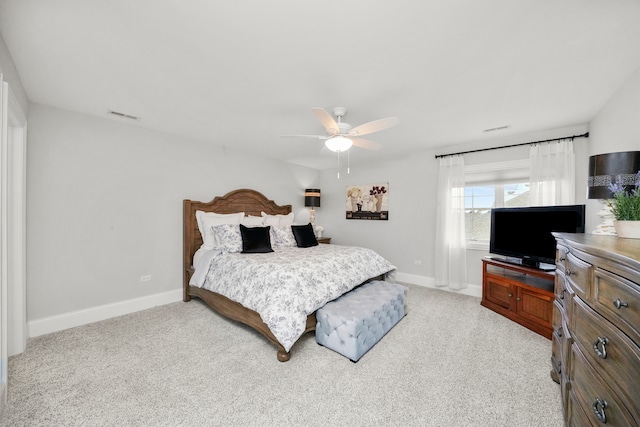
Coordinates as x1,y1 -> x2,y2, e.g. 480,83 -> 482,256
414,260 -> 422,265
140,275 -> 152,282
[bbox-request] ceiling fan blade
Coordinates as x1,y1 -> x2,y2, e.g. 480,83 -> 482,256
311,108 -> 339,136
351,137 -> 382,150
348,116 -> 399,137
280,134 -> 329,140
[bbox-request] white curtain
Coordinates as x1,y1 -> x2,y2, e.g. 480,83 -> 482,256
529,140 -> 575,206
435,155 -> 467,290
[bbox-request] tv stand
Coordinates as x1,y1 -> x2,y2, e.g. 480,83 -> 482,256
481,258 -> 554,339
489,256 -> 556,272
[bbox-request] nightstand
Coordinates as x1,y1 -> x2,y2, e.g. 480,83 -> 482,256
317,237 -> 331,244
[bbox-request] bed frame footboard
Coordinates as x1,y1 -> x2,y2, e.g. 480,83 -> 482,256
186,285 -> 316,362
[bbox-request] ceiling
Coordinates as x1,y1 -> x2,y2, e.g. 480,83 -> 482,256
2,0 -> 640,170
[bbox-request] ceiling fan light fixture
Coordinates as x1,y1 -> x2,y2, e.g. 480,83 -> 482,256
325,136 -> 353,152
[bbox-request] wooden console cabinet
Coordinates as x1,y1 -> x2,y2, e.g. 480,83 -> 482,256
551,233 -> 640,426
481,258 -> 555,339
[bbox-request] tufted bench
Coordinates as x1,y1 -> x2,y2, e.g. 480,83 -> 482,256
315,280 -> 407,362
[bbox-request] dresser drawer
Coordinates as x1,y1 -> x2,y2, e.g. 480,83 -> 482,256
567,390 -> 596,427
560,373 -> 570,423
551,331 -> 562,377
566,252 -> 592,301
552,299 -> 563,333
551,330 -> 572,397
572,297 -> 640,415
593,268 -> 640,345
552,300 -> 571,375
555,270 -> 568,309
570,344 -> 637,426
556,244 -> 569,273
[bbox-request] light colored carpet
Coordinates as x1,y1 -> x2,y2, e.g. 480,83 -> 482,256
1,284 -> 564,427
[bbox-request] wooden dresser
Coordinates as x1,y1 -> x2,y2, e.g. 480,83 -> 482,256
551,233 -> 640,426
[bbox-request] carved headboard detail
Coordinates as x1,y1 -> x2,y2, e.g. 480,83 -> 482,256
183,189 -> 292,289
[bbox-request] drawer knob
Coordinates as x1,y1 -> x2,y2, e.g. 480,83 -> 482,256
560,289 -> 566,300
508,293 -> 513,298
592,398 -> 608,424
613,298 -> 629,309
566,269 -> 572,276
556,327 -> 563,338
593,336 -> 609,359
558,257 -> 565,262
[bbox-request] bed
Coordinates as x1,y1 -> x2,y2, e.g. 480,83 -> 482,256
183,189 -> 395,362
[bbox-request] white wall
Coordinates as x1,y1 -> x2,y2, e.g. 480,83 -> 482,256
589,65 -> 640,154
26,104 -> 319,324
0,33 -> 28,116
318,124 -> 589,292
318,150 -> 438,284
587,65 -> 640,232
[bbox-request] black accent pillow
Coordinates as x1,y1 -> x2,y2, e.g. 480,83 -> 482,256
240,225 -> 274,253
291,223 -> 318,248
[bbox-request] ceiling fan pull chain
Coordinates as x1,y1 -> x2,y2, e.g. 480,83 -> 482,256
337,151 -> 341,179
347,149 -> 350,174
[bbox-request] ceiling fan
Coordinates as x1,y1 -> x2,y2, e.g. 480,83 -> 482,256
282,107 -> 399,153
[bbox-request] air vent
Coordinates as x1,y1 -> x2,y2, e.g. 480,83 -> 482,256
108,110 -> 140,121
483,125 -> 510,133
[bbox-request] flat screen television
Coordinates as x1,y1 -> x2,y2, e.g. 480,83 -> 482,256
489,204 -> 585,270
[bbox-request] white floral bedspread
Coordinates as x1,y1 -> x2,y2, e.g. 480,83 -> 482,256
197,244 -> 395,352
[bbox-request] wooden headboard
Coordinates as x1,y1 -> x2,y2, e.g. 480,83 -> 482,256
183,189 -> 292,295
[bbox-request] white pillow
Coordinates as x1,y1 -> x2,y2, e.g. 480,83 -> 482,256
212,224 -> 243,253
261,211 -> 294,227
192,246 -> 208,267
195,211 -> 244,249
241,215 -> 265,226
270,225 -> 297,250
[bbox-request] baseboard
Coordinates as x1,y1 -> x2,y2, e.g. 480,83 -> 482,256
28,289 -> 183,338
395,272 -> 482,298
27,274 -> 480,339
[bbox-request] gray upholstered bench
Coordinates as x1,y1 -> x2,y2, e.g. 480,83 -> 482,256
315,280 -> 407,362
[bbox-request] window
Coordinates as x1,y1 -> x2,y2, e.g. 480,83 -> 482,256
465,182 -> 530,242
463,160 -> 530,247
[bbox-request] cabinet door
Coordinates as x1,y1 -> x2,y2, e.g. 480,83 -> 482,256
516,287 -> 553,327
484,275 -> 514,310
516,286 -> 553,327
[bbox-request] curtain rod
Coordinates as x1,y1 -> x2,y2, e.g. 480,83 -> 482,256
434,132 -> 589,159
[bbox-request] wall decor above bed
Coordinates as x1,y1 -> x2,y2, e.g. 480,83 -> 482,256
183,189 -> 395,362
346,183 -> 389,220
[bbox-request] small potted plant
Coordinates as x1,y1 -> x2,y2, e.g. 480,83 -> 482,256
608,171 -> 640,238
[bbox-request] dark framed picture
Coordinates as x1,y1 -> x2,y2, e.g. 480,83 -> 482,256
346,183 -> 389,220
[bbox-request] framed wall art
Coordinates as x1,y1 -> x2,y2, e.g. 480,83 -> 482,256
345,183 -> 389,220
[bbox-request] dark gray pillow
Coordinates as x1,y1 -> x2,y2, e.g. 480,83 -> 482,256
291,223 -> 318,248
240,225 -> 273,253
